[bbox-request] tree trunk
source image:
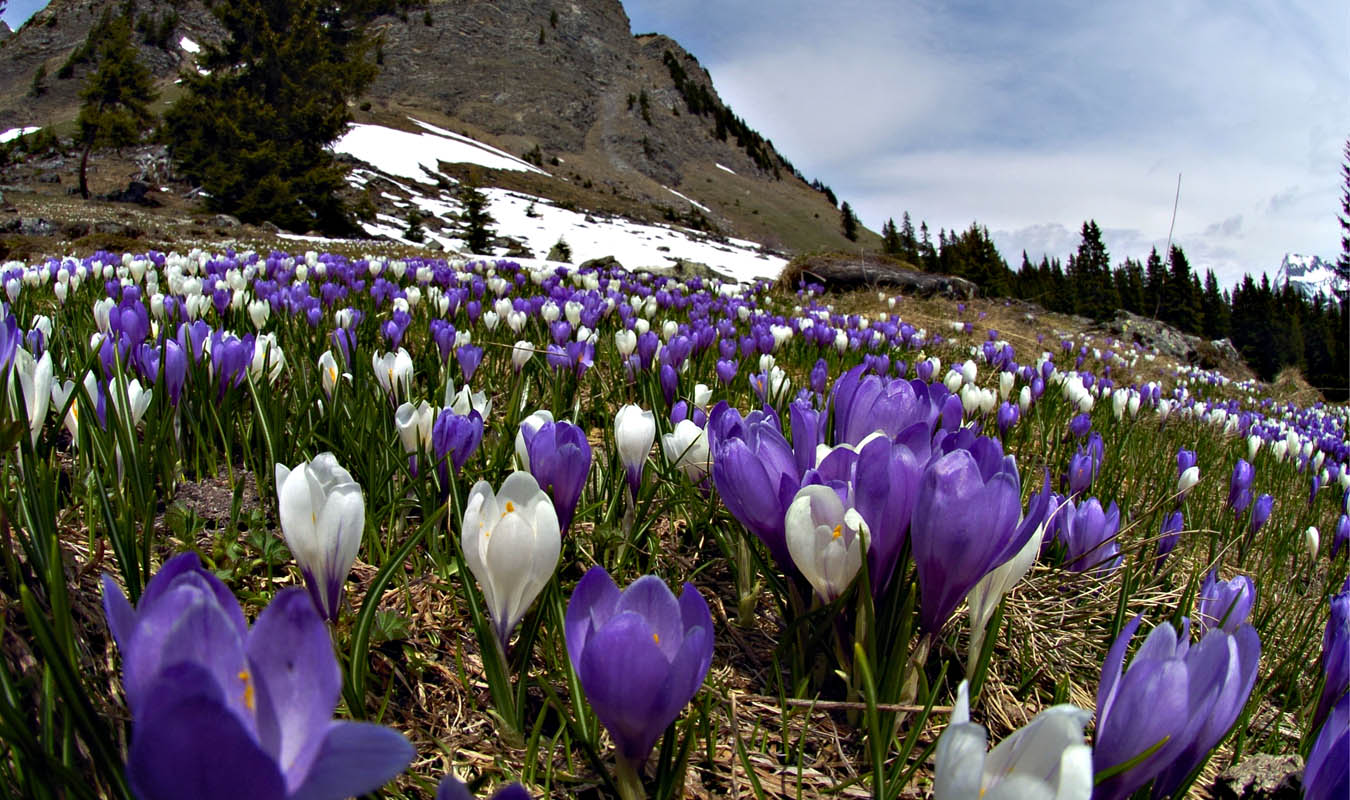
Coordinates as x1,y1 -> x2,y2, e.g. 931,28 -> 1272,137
79,141 -> 92,200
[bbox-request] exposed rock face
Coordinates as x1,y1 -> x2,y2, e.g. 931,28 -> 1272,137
1098,310 -> 1249,376
0,0 -> 855,257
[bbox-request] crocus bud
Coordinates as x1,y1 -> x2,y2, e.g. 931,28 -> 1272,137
1306,526 -> 1321,561
614,329 -> 637,357
462,472 -> 561,646
615,404 -> 656,499
785,485 -> 867,603
1249,493 -> 1273,535
1227,459 -> 1254,514
1176,466 -> 1200,500
1197,571 -> 1256,633
1246,435 -> 1262,461
275,453 -> 366,621
998,371 -> 1014,401
1333,514 -> 1349,559
512,340 -> 534,371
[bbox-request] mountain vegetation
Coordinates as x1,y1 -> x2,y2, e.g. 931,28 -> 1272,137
875,212 -> 1348,398
161,0 -> 381,235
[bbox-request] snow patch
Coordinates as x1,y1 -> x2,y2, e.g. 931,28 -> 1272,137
663,186 -> 710,213
179,36 -> 201,54
715,163 -> 736,175
331,119 -> 547,184
0,127 -> 41,144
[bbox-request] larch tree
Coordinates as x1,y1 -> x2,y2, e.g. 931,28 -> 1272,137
76,10 -> 158,199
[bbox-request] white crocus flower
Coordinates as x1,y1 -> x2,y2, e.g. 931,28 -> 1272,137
108,378 -> 153,429
275,453 -> 365,622
614,404 -> 656,497
692,383 -> 712,410
784,485 -> 867,603
461,471 -> 561,645
1305,526 -> 1320,561
1176,466 -> 1201,499
12,348 -> 52,446
511,341 -> 534,371
394,400 -> 435,454
373,348 -> 414,404
317,351 -> 348,399
249,333 -> 285,383
661,419 -> 711,483
247,299 -> 270,329
934,681 -> 1092,800
614,329 -> 637,357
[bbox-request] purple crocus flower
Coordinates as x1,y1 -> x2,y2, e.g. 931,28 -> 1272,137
102,553 -> 413,800
1061,498 -> 1121,574
456,344 -> 484,383
1068,412 -> 1092,439
1333,514 -> 1350,559
1093,616 -> 1260,800
0,312 -> 18,377
432,409 -> 484,476
1064,447 -> 1095,496
708,405 -> 800,570
1196,571 -> 1256,634
830,365 -> 935,446
1155,510 -> 1184,569
564,566 -> 714,767
1304,693 -> 1348,800
1176,448 -> 1197,477
715,358 -> 738,385
660,363 -> 678,407
805,435 -> 922,594
995,401 -> 1018,436
1249,494 -> 1274,535
910,448 -> 1023,634
525,421 -> 591,533
1313,590 -> 1349,731
1227,459 -> 1254,514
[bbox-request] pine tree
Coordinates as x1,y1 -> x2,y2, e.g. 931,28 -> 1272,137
1144,247 -> 1167,317
76,10 -> 158,199
899,211 -> 918,262
162,0 -> 378,234
839,202 -> 859,242
458,179 -> 496,254
1337,137 -> 1350,298
1200,269 -> 1230,339
881,218 -> 900,255
1164,245 -> 1201,332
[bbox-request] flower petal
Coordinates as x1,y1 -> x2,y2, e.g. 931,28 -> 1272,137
246,587 -> 340,790
565,566 -> 620,670
287,721 -> 414,800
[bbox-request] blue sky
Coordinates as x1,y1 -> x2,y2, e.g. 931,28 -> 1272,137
7,1 -> 1347,285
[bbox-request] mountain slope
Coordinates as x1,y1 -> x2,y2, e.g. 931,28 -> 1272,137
1275,253 -> 1345,299
0,0 -> 873,261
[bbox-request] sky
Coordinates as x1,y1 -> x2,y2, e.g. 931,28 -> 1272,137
6,1 -> 1347,286
622,0 -> 1349,287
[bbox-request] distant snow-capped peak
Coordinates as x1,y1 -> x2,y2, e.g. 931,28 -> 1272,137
1276,253 -> 1344,298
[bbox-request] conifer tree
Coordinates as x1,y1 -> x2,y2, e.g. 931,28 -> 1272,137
458,180 -> 496,254
881,218 -> 900,255
840,201 -> 859,242
163,0 -> 378,234
1144,247 -> 1167,317
1338,137 -> 1350,298
76,10 -> 158,199
899,211 -> 918,262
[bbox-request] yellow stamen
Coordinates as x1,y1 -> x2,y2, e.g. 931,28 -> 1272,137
328,366 -> 337,383
652,633 -> 660,644
505,501 -> 516,513
238,669 -> 255,711
832,524 -> 843,540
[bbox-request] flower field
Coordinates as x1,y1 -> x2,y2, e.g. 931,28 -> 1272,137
0,249 -> 1346,800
